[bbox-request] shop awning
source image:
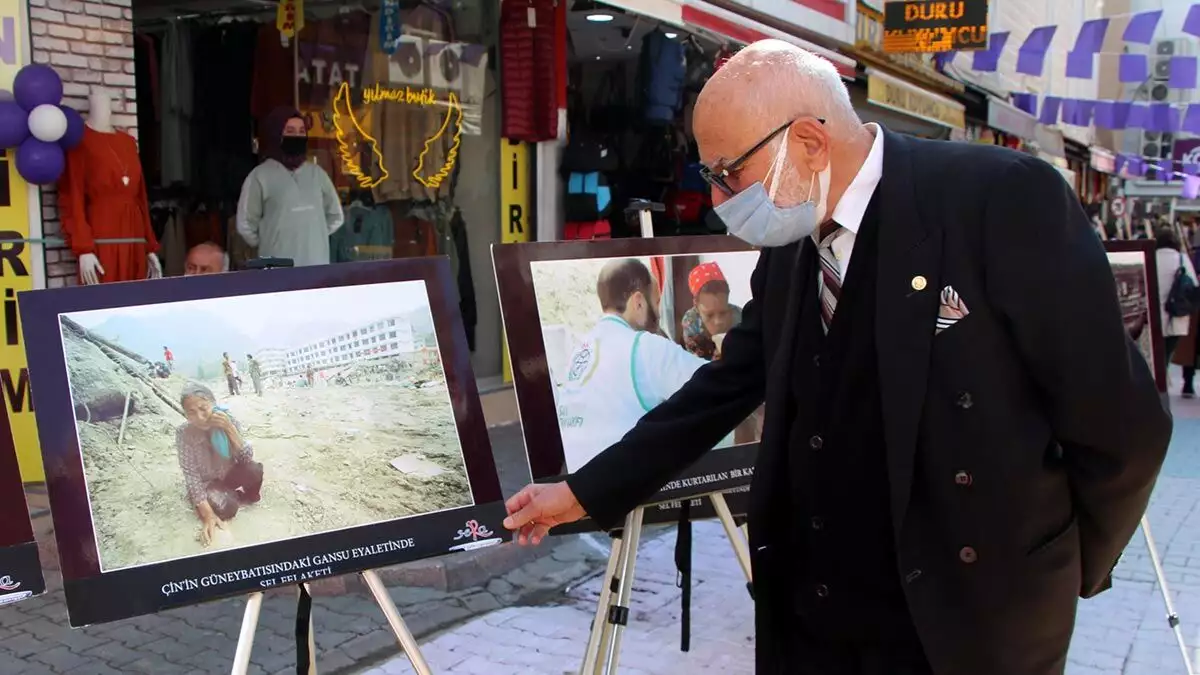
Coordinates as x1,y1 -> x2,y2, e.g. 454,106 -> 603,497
863,68 -> 965,130
598,0 -> 858,80
986,96 -> 1036,141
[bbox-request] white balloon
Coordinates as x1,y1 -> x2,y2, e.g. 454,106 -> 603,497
28,104 -> 68,143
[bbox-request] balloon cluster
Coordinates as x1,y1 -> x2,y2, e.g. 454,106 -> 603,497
0,64 -> 84,185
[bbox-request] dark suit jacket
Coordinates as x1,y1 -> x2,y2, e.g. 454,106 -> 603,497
566,128 -> 1173,674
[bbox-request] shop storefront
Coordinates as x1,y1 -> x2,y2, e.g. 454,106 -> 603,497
20,0 -> 508,381
534,0 -> 857,242
849,1 -> 964,139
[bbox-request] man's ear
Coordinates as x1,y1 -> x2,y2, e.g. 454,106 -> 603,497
790,118 -> 830,173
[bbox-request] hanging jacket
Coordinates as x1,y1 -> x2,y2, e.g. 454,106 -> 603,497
450,208 -> 477,351
638,30 -> 686,124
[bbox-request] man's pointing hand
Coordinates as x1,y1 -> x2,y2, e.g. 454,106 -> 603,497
503,482 -> 587,546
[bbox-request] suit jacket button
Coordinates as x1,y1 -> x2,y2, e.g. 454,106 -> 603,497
905,569 -> 922,584
954,470 -> 973,486
955,392 -> 974,409
959,546 -> 978,564
815,584 -> 830,598
813,354 -> 821,367
810,516 -> 824,530
809,435 -> 824,450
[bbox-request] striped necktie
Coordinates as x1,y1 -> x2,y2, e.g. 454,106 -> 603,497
817,221 -> 845,333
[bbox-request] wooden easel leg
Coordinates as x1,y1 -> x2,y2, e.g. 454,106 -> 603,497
361,569 -> 434,675
230,592 -> 264,675
709,492 -> 752,584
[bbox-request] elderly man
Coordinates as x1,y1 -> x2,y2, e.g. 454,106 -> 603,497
184,242 -> 227,276
504,41 -> 1171,674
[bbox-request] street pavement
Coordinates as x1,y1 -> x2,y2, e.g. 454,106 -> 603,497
360,396 -> 1200,675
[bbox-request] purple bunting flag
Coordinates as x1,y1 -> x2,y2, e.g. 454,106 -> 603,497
1149,103 -> 1181,132
1017,26 -> 1058,76
1185,105 -> 1200,134
1185,5 -> 1200,39
1066,51 -> 1094,79
973,32 -> 1009,72
1128,157 -> 1147,178
1039,96 -> 1062,125
933,51 -> 957,71
1073,18 -> 1109,53
1124,10 -> 1162,44
1158,159 -> 1175,182
1183,175 -> 1200,200
1185,164 -> 1200,177
1119,54 -> 1149,83
1170,56 -> 1199,89
1093,101 -> 1116,130
1076,100 -> 1095,126
1011,93 -> 1038,116
1129,103 -> 1150,129
1115,154 -> 1129,176
1060,99 -> 1079,125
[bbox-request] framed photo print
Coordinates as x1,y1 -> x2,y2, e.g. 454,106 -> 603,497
20,258 -> 505,626
494,236 -> 761,527
0,403 -> 45,606
1104,240 -> 1167,392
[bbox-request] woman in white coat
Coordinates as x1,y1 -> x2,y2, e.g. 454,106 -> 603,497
1156,226 -> 1197,362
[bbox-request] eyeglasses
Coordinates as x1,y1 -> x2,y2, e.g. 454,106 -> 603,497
699,117 -> 826,197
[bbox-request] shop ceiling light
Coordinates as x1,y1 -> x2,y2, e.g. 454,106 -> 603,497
586,12 -> 615,22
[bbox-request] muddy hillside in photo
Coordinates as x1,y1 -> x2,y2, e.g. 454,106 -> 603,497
62,318 -> 472,571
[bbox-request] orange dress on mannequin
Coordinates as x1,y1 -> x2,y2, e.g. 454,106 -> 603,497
58,127 -> 160,283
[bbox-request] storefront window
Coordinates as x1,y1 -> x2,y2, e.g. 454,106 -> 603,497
131,0 -> 500,374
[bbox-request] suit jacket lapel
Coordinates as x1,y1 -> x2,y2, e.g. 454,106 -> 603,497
874,128 -> 942,536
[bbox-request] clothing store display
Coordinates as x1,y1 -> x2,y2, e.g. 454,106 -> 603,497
58,127 -> 161,283
364,5 -> 457,203
564,171 -> 613,222
161,21 -> 194,186
331,204 -> 395,263
134,33 -> 161,186
563,220 -> 612,240
500,0 -> 558,142
236,158 -> 344,266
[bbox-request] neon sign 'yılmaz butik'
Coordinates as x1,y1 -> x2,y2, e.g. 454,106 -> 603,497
331,81 -> 463,190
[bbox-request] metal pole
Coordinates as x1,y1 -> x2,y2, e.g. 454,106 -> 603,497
603,507 -> 645,675
709,492 -> 752,584
581,529 -> 626,675
1140,517 -> 1196,675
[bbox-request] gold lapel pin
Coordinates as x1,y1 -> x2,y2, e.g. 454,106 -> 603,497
911,275 -> 928,291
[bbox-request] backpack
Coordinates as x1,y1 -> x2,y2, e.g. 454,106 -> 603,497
1165,251 -> 1200,318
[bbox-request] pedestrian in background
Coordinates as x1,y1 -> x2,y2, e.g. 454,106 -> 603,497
1172,227 -> 1200,397
1156,226 -> 1197,366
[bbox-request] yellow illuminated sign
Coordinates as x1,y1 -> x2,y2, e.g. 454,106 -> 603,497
331,81 -> 463,192
499,139 -> 531,383
0,0 -> 44,482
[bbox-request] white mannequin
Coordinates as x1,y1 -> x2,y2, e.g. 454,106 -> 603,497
78,86 -> 162,284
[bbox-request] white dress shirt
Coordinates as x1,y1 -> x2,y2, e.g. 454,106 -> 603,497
814,123 -> 885,283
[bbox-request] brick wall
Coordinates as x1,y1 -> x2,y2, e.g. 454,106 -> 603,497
27,0 -> 137,288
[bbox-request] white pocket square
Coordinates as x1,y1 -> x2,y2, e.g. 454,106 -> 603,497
936,286 -> 970,334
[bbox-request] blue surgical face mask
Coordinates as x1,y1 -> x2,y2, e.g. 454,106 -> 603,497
714,132 -> 830,248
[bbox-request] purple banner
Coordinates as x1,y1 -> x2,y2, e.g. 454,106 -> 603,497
1124,10 -> 1162,44
1170,56 -> 1198,89
972,32 -> 1009,72
1016,26 -> 1057,76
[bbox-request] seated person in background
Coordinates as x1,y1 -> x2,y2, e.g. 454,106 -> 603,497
175,382 -> 263,547
184,242 -> 229,276
681,262 -> 743,360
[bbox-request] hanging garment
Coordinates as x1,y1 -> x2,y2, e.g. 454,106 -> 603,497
363,6 -> 458,203
330,204 -> 395,263
449,208 -> 476,351
563,220 -> 612,241
183,208 -> 222,251
160,21 -> 194,186
159,210 -> 186,276
134,33 -> 161,186
226,215 -> 257,270
564,172 -> 613,222
638,30 -> 686,124
499,0 -> 558,142
58,127 -> 161,282
236,159 -> 345,266
192,23 -> 258,202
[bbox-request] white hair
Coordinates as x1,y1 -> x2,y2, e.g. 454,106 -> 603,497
716,40 -> 861,138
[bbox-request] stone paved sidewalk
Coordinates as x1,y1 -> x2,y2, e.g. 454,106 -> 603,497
360,411 -> 1200,675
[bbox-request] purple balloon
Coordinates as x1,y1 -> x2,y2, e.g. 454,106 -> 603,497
59,106 -> 85,150
13,64 -> 63,112
0,102 -> 29,149
16,137 -> 65,185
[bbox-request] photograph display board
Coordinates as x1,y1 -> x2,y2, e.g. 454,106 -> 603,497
494,237 -> 761,521
1104,241 -> 1167,392
20,258 -> 504,626
0,403 -> 45,606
